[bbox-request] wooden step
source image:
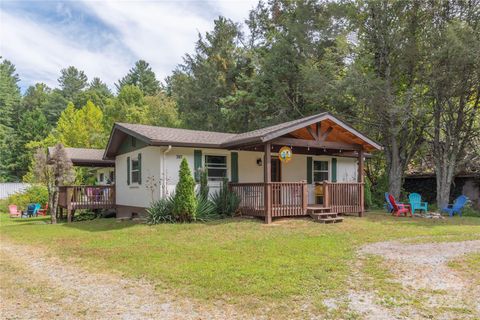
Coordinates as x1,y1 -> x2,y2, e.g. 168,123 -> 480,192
307,206 -> 331,212
310,212 -> 338,217
313,217 -> 344,224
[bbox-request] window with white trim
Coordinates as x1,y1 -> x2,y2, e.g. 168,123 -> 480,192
205,155 -> 227,181
131,158 -> 140,183
313,160 -> 329,182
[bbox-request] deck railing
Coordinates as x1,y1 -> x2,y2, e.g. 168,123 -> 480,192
230,182 -> 308,217
58,185 -> 115,210
229,183 -> 265,216
323,181 -> 364,215
230,181 -> 364,218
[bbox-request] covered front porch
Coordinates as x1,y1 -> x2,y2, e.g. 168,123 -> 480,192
225,113 -> 381,223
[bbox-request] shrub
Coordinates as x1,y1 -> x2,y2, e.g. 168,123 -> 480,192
146,197 -> 175,224
74,210 -> 99,221
195,194 -> 217,221
211,177 -> 240,217
1,185 -> 49,212
198,167 -> 209,199
173,158 -> 197,222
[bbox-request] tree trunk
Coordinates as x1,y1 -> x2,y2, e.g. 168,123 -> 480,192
50,189 -> 58,224
385,137 -> 404,199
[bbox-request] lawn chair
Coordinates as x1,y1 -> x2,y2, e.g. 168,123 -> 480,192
388,194 -> 412,217
37,203 -> 48,216
8,205 -> 21,218
23,204 -> 37,218
384,192 -> 394,213
408,193 -> 428,214
441,195 -> 468,217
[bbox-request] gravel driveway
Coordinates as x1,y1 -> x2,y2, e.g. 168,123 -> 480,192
0,241 -> 247,320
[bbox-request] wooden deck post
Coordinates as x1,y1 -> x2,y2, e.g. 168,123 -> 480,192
264,143 -> 272,224
358,149 -> 365,217
302,181 -> 308,214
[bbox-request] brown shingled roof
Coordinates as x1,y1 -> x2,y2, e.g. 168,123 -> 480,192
48,147 -> 114,167
104,112 -> 382,159
116,123 -> 236,146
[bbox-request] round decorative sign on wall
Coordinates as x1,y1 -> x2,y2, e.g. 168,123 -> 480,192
278,146 -> 292,163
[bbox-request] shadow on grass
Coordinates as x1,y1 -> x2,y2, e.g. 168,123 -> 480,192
61,217 -> 140,232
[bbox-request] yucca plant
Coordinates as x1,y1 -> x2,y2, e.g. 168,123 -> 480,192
146,196 -> 175,224
211,177 -> 240,217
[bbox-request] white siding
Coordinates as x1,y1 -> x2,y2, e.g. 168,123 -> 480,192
115,145 -> 359,209
164,147 -> 231,196
115,146 -> 162,208
96,168 -> 115,185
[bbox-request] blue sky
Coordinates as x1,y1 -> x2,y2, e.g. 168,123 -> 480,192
0,0 -> 258,91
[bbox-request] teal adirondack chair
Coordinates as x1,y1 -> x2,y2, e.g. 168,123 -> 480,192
408,193 -> 428,214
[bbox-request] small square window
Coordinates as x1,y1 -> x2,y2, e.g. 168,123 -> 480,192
205,155 -> 227,181
313,160 -> 329,183
99,173 -> 104,182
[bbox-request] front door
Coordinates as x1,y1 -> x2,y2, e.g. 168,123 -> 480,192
271,158 -> 281,205
271,157 -> 281,182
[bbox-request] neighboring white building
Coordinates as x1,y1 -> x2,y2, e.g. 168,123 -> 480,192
48,147 -> 115,185
103,112 -> 382,220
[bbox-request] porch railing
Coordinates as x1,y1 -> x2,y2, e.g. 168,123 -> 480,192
58,185 -> 115,210
323,181 -> 364,215
230,182 -> 308,217
230,181 -> 364,218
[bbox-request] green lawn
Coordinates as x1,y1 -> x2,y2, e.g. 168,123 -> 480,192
1,212 -> 479,315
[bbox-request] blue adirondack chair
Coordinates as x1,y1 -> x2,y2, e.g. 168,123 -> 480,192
385,192 -> 394,213
408,193 -> 428,214
442,195 -> 468,217
23,204 -> 37,218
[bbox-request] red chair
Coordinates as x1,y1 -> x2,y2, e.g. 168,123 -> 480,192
37,203 -> 48,216
388,194 -> 412,217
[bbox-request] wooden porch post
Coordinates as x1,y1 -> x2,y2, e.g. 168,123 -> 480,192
264,143 -> 272,224
358,149 -> 365,217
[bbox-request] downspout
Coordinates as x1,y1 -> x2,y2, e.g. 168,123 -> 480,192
162,145 -> 172,198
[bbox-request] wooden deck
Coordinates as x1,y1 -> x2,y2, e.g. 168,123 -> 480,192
58,185 -> 115,211
231,181 -> 363,221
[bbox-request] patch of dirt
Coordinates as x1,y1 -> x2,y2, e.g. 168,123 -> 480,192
345,240 -> 480,320
0,241 -> 249,320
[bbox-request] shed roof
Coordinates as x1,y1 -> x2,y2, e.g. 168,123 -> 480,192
48,147 -> 114,167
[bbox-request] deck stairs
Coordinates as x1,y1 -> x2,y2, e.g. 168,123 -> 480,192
307,206 -> 343,224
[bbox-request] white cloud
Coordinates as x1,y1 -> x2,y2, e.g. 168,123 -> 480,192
0,0 -> 258,91
0,10 -> 131,89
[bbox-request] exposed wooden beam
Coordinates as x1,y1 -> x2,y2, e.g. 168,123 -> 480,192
320,126 -> 333,141
272,137 -> 361,151
306,126 -> 319,141
316,122 -> 321,138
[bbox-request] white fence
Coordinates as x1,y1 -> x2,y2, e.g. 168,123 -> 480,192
0,183 -> 31,200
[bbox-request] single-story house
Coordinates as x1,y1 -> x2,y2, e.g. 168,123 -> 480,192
47,147 -> 115,185
103,112 -> 382,223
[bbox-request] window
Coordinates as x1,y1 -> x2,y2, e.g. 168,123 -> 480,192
131,158 -> 140,183
99,173 -> 104,182
109,171 -> 115,183
313,160 -> 329,182
205,155 -> 227,181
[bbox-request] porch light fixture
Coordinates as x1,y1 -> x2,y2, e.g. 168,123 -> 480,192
256,158 -> 262,166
